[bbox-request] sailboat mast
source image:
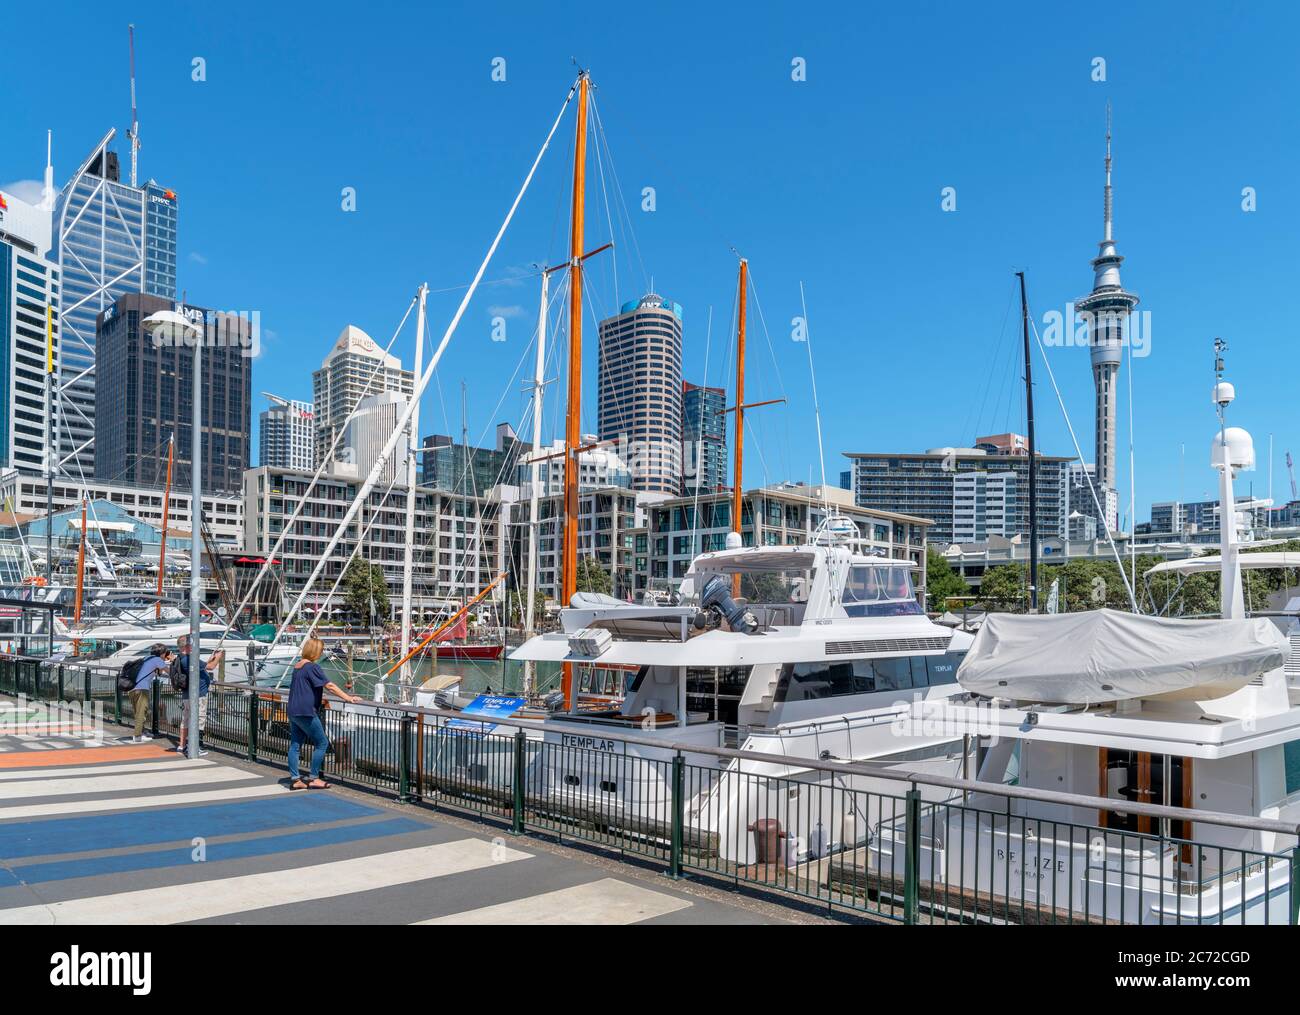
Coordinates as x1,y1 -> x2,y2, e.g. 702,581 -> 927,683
731,258 -> 748,597
1017,271 -> 1039,612
74,495 -> 87,624
400,284 -> 428,683
560,72 -> 590,711
523,270 -> 549,698
156,433 -> 174,619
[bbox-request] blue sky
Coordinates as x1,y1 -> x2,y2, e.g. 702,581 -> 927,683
5,1 -> 1298,523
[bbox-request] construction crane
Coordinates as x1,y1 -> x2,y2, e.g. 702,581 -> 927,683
1287,450 -> 1297,501
127,24 -> 140,187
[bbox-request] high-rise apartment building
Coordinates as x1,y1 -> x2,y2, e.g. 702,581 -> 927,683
259,395 -> 315,471
342,390 -> 409,486
597,294 -> 683,495
312,325 -> 412,466
681,381 -> 726,495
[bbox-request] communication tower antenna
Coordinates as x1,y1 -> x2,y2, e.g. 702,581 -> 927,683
127,24 -> 140,187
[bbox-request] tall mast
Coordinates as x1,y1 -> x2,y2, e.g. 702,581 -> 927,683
73,495 -> 87,625
400,283 -> 428,683
44,303 -> 55,585
155,432 -> 174,619
127,24 -> 140,188
731,258 -> 748,597
523,269 -> 549,698
1017,271 -> 1038,612
560,72 -> 590,711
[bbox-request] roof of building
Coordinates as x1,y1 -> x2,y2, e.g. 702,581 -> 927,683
321,325 -> 402,370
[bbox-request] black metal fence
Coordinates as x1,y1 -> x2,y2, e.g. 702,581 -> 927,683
2,654 -> 1298,925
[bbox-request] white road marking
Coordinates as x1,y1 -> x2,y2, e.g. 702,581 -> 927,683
0,766 -> 256,801
0,782 -> 287,821
415,877 -> 692,925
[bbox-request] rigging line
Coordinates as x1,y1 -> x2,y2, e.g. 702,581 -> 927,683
257,76 -> 582,666
589,95 -> 619,308
305,466 -> 402,641
219,294 -> 418,640
589,94 -> 649,293
1026,301 -> 1138,611
970,280 -> 1017,441
799,281 -> 828,505
1126,316 -> 1136,573
742,265 -> 792,484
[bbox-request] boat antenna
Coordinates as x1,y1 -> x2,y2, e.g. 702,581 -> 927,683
1017,271 -> 1038,612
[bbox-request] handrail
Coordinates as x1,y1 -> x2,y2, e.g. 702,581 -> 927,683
12,652 -> 1300,840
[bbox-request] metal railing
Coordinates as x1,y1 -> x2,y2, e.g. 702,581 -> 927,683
2,652 -> 1298,925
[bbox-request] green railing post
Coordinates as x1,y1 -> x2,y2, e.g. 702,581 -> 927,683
57,665 -> 64,701
150,680 -> 160,737
397,716 -> 412,803
511,729 -> 526,835
904,787 -> 921,925
247,691 -> 259,762
114,680 -> 122,726
84,669 -> 91,706
1291,850 -> 1300,926
668,753 -> 685,880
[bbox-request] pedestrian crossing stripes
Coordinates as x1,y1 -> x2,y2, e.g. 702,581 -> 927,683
0,693 -> 780,926
414,877 -> 694,925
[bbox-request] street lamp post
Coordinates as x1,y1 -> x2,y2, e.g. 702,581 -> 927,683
143,304 -> 205,760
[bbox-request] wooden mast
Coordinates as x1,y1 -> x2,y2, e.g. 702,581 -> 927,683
156,433 -> 174,619
560,72 -> 590,712
731,259 -> 748,597
73,495 -> 87,625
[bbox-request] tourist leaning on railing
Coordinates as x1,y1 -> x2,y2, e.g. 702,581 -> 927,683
131,646 -> 172,743
172,635 -> 224,757
287,636 -> 359,791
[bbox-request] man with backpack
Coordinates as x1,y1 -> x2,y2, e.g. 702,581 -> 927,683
170,635 -> 223,756
122,645 -> 171,743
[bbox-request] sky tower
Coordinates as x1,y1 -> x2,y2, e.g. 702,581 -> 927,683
1075,104 -> 1139,532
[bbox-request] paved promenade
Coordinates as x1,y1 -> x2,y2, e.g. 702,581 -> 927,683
0,697 -> 805,925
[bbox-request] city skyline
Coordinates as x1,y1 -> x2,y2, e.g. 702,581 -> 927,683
2,3 -> 1298,525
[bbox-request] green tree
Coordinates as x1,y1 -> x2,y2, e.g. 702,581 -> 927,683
978,563 -> 1026,610
575,556 -> 612,596
925,547 -> 969,611
344,558 -> 390,626
509,588 -> 549,628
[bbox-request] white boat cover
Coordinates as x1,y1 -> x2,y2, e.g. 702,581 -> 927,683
957,609 -> 1288,704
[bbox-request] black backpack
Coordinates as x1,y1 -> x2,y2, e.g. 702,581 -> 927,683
169,655 -> 188,694
118,657 -> 145,692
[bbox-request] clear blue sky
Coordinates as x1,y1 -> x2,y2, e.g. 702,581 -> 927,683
5,1 -> 1298,524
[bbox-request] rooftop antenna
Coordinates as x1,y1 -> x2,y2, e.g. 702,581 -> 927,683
127,23 -> 140,187
40,130 -> 55,211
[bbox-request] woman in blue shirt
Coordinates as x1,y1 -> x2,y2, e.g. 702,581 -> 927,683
287,636 -> 358,790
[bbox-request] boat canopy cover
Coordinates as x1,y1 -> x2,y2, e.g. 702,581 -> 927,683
957,609 -> 1287,704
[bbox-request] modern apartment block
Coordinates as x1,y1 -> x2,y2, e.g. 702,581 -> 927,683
259,396 -> 315,472
644,483 -> 930,592
312,325 -> 412,467
342,390 -> 409,486
506,485 -> 652,603
681,381 -> 726,495
597,294 -> 684,494
242,465 -> 510,616
847,440 -> 1072,545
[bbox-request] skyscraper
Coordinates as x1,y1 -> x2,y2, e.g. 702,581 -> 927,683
681,381 -> 726,495
312,325 -> 413,467
259,395 -> 315,471
0,185 -> 58,475
597,294 -> 683,495
53,135 -> 178,477
1075,107 -> 1138,533
94,293 -> 252,494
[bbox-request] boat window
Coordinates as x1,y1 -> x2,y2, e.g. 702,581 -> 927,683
775,653 -> 961,701
842,565 -> 922,616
